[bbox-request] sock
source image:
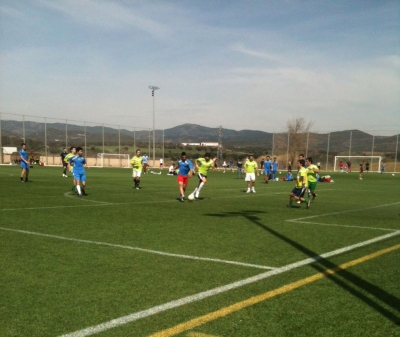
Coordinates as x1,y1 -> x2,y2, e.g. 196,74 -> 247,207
136,180 -> 140,188
198,182 -> 204,192
305,199 -> 309,204
21,177 -> 23,181
76,185 -> 82,195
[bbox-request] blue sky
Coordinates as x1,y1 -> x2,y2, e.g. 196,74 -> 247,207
1,0 -> 399,135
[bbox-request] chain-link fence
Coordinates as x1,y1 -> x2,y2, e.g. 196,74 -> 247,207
1,112 -> 398,172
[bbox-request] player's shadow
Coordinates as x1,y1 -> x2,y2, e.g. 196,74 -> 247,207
205,210 -> 400,325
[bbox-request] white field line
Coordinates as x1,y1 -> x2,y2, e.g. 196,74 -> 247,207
58,230 -> 400,337
0,189 -> 337,211
288,202 -> 400,222
286,221 -> 397,232
63,192 -> 112,204
0,227 -> 275,270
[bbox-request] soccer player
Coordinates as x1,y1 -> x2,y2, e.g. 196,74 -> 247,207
191,153 -> 216,199
263,155 -> 272,183
381,162 -> 386,174
142,153 -> 149,173
272,157 -> 279,180
174,152 -> 194,202
244,155 -> 259,193
365,161 -> 370,173
159,158 -> 164,168
287,159 -> 311,208
359,162 -> 364,180
306,157 -> 319,201
70,147 -> 88,197
237,158 -> 243,179
64,146 -> 77,192
60,148 -> 68,177
346,160 -> 352,173
131,149 -> 143,189
19,143 -> 30,182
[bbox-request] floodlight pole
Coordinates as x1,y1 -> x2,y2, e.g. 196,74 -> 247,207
149,86 -> 159,167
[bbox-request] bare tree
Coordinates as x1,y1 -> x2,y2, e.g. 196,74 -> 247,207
280,117 -> 314,166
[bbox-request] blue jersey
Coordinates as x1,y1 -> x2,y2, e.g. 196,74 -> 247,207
19,149 -> 28,162
264,160 -> 271,172
177,159 -> 193,176
142,155 -> 149,164
272,161 -> 279,171
70,156 -> 86,174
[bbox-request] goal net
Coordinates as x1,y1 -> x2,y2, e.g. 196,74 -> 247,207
97,153 -> 130,168
334,156 -> 382,173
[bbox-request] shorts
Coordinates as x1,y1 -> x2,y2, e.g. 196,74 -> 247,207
63,162 -> 68,167
197,173 -> 207,181
264,170 -> 271,175
292,187 -> 305,198
74,172 -> 86,182
132,170 -> 142,178
178,175 -> 189,185
20,162 -> 29,170
308,181 -> 317,192
245,173 -> 256,182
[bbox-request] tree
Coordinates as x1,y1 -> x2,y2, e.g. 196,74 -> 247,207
284,117 -> 314,165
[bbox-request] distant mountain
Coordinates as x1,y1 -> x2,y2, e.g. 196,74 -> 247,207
1,120 -> 398,154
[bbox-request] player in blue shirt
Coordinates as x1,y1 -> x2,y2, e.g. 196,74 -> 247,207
142,153 -> 149,174
272,157 -> 279,180
70,147 -> 88,197
263,155 -> 272,184
19,143 -> 30,182
174,152 -> 194,202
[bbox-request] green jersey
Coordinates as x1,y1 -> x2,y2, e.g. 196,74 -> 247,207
196,158 -> 214,176
130,156 -> 143,171
307,164 -> 319,183
245,160 -> 257,173
64,153 -> 75,164
295,167 -> 308,188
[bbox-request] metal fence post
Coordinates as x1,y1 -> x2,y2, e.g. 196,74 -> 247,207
326,132 -> 330,171
395,133 -> 399,173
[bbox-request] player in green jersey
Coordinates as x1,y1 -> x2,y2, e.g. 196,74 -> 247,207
306,157 -> 319,201
288,159 -> 311,208
130,149 -> 143,190
190,153 -> 216,199
64,146 -> 77,192
244,155 -> 259,193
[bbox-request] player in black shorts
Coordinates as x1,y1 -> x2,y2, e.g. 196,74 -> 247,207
359,162 -> 364,180
60,148 -> 68,177
365,161 -> 370,173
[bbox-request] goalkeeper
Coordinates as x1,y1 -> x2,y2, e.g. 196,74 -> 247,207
287,159 -> 311,209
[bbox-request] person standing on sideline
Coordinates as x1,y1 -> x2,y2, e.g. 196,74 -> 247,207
244,155 -> 259,193
272,157 -> 279,180
287,159 -> 311,208
159,158 -> 164,168
359,162 -> 364,180
237,159 -> 243,179
381,162 -> 386,174
316,161 -> 321,170
346,160 -> 352,173
339,161 -> 344,173
191,153 -> 216,199
365,161 -> 370,173
19,143 -> 30,182
287,160 -> 292,173
306,157 -> 319,201
60,148 -> 68,177
130,149 -> 143,189
174,152 -> 194,202
70,147 -> 88,198
142,153 -> 149,174
222,161 -> 227,173
263,155 -> 272,183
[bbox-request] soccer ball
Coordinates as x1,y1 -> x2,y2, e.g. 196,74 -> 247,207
392,174 -> 395,176
279,171 -> 281,174
188,193 -> 195,201
275,178 -> 279,181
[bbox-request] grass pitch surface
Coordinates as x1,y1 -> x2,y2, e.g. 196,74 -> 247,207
0,166 -> 399,337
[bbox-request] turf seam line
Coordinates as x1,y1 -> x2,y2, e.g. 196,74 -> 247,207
0,227 -> 276,270
56,231 -> 400,337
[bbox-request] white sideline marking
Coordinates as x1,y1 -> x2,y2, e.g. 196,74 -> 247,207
58,230 -> 400,337
287,221 -> 397,232
0,227 -> 275,270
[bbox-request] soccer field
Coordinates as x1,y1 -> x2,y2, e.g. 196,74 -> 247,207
1,166 -> 399,337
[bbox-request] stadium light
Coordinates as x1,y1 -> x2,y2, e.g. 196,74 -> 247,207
149,86 -> 159,167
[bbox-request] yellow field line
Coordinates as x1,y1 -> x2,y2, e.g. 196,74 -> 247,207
147,244 -> 400,337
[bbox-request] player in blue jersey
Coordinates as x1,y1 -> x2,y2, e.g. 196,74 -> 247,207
174,152 -> 194,202
142,153 -> 149,174
70,147 -> 88,197
19,143 -> 30,182
272,157 -> 279,180
262,155 -> 272,183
